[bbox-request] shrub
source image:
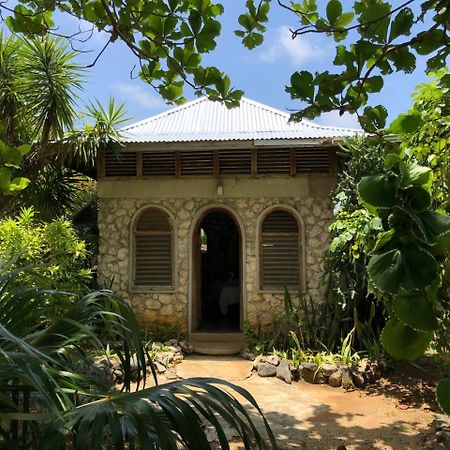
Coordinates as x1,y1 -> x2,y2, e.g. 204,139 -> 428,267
0,207 -> 92,298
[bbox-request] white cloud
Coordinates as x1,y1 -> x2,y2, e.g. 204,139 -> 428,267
112,83 -> 167,110
258,26 -> 325,66
317,110 -> 361,129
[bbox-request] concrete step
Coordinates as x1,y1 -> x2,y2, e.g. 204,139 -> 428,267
189,333 -> 244,356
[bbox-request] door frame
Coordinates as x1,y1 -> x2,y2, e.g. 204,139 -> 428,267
188,204 -> 246,335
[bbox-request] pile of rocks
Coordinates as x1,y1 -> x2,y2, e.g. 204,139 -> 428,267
431,414 -> 450,448
253,355 -> 380,388
94,339 -> 193,384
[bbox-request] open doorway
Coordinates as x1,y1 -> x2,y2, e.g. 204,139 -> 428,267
193,209 -> 241,332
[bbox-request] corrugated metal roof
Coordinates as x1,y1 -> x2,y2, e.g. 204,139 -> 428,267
121,96 -> 359,144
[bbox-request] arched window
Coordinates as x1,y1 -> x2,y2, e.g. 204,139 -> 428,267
133,208 -> 173,289
260,209 -> 301,290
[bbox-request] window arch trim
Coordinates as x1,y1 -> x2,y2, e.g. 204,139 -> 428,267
257,205 -> 306,293
129,205 -> 177,292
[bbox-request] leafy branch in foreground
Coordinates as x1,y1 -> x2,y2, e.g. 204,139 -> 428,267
0,260 -> 277,449
358,153 -> 450,414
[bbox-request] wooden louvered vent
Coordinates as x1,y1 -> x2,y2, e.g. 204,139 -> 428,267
257,149 -> 291,174
142,151 -> 176,176
296,148 -> 330,173
134,208 -> 173,289
181,151 -> 214,175
219,150 -> 252,175
261,210 -> 300,290
105,151 -> 137,177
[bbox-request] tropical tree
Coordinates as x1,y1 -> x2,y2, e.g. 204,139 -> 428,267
1,1 -> 449,129
0,259 -> 277,449
0,32 -> 128,218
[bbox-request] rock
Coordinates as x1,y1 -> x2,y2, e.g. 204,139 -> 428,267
276,360 -> 292,384
95,356 -> 113,368
321,364 -> 338,377
173,353 -> 184,365
112,369 -> 124,381
257,362 -> 277,377
155,361 -> 167,374
341,368 -> 354,389
266,355 -> 281,366
351,367 -> 365,388
166,345 -> 182,353
153,341 -> 164,350
164,370 -> 178,380
253,355 -> 265,369
328,370 -> 343,387
300,362 -> 326,384
241,348 -> 257,361
179,341 -> 193,354
164,339 -> 179,347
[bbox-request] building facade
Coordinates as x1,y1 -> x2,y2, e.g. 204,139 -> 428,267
97,97 -> 356,343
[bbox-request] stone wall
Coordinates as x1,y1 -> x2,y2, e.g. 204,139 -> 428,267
97,196 -> 333,334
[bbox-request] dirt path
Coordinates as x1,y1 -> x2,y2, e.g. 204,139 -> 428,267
175,356 -> 434,450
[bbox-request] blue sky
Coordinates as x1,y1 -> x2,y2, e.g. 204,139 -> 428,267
58,1 -> 434,128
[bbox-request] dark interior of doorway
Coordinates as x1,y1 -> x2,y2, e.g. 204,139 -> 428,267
197,210 -> 240,332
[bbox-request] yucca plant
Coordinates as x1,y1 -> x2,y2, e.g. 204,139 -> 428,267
0,259 -> 277,449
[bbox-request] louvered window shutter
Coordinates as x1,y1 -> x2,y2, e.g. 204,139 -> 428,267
134,209 -> 173,289
105,151 -> 137,176
261,210 -> 301,290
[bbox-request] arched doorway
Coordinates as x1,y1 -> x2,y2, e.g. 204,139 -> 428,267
192,208 -> 241,332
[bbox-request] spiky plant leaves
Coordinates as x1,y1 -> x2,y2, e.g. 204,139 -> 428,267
381,318 -> 432,360
0,261 -> 277,449
19,37 -> 83,145
392,294 -> 438,331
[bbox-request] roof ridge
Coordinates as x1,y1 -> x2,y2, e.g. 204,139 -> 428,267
121,96 -> 207,131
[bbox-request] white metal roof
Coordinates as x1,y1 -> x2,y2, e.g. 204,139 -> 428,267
121,96 -> 359,144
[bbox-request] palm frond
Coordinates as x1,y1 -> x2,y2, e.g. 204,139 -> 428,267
64,97 -> 130,168
19,37 -> 83,145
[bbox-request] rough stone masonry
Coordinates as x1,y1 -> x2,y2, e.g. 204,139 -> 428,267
97,196 -> 332,334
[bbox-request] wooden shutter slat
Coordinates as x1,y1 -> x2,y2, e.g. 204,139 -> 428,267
134,209 -> 173,288
296,148 -> 330,173
261,210 -> 300,290
142,152 -> 176,176
257,149 -> 291,174
219,150 -> 252,174
181,151 -> 214,175
105,151 -> 137,177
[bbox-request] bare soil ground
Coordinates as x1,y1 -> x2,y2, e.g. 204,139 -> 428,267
171,355 -> 441,450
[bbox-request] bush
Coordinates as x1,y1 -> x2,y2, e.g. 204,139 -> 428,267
0,207 -> 92,298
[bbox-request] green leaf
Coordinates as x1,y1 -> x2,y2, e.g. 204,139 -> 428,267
415,211 -> 450,254
326,0 -> 342,26
405,165 -> 432,188
381,318 -> 432,360
389,113 -> 422,134
360,105 -> 388,131
389,8 -> 413,41
405,185 -> 431,212
8,177 -> 30,191
358,174 -> 399,207
413,29 -> 445,55
0,167 -> 12,192
437,379 -> 450,415
367,249 -> 403,294
360,3 -> 391,41
401,246 -> 437,291
335,12 -> 354,28
392,294 -> 438,331
364,76 -> 383,93
373,229 -> 396,252
288,71 -> 314,102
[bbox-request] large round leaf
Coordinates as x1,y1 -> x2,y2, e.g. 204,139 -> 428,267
437,379 -> 450,415
381,318 -> 432,360
367,249 -> 403,294
392,294 -> 438,331
401,246 -> 438,291
418,211 -> 450,255
405,186 -> 431,212
358,174 -> 399,208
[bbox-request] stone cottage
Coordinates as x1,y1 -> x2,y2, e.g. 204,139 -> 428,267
97,97 -> 356,352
